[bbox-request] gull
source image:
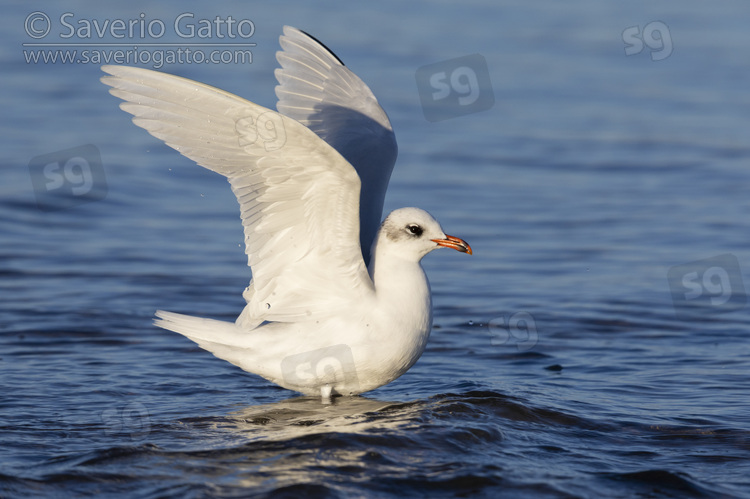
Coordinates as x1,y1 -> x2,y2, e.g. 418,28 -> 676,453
101,26 -> 471,399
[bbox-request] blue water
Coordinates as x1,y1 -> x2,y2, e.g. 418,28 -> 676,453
3,1 -> 750,497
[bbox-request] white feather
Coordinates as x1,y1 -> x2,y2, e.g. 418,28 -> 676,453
275,26 -> 398,264
101,63 -> 373,329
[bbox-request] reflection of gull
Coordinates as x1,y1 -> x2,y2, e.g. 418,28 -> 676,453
223,396 -> 406,438
101,26 -> 471,400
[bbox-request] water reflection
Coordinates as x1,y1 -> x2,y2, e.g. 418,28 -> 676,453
221,395 -> 413,439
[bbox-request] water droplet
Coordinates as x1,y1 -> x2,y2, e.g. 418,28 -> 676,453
265,303 -> 271,310
468,320 -> 474,326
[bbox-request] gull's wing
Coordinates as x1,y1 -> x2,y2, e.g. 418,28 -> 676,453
275,26 -> 398,264
101,65 -> 374,326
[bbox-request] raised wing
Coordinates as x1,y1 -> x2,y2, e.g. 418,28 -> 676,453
101,65 -> 374,327
275,26 -> 398,264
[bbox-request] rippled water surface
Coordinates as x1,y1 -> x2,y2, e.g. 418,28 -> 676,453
3,1 -> 750,497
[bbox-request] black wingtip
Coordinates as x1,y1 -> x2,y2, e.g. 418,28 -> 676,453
298,29 -> 346,66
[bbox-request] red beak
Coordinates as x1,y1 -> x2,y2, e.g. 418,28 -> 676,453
431,234 -> 472,255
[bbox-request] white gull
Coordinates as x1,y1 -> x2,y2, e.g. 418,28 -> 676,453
101,26 -> 471,399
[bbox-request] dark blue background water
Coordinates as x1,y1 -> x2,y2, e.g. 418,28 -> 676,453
3,1 -> 750,497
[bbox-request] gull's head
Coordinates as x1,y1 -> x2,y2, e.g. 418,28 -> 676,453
375,207 -> 472,262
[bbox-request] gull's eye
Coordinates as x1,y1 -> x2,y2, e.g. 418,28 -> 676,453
407,224 -> 423,237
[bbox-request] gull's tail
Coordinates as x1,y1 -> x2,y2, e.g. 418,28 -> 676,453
154,310 -> 256,368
